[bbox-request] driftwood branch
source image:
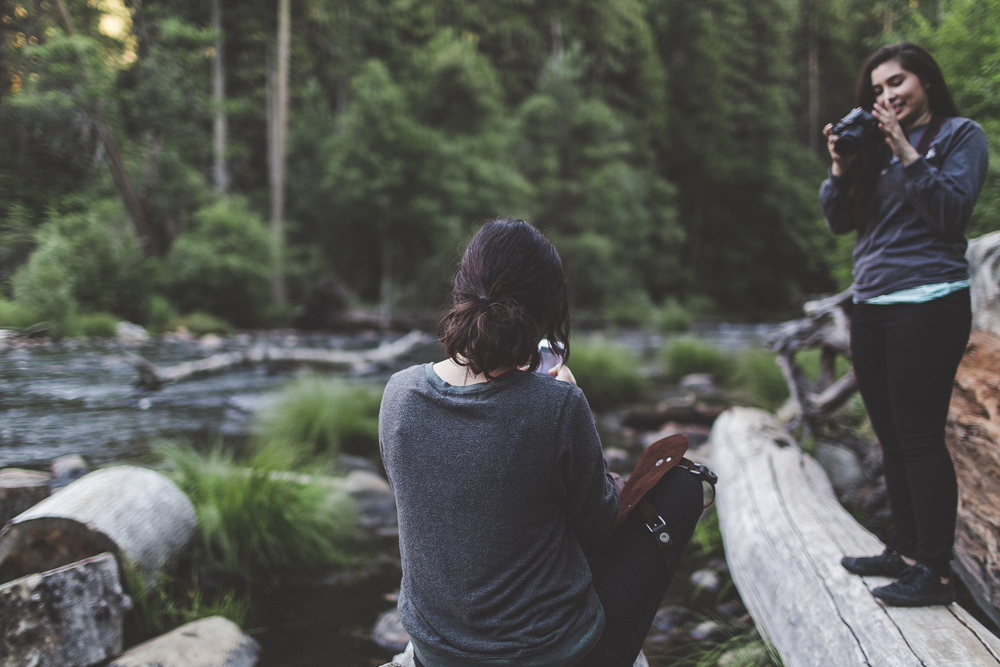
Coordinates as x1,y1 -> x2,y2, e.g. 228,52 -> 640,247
127,330 -> 435,388
711,407 -> 1000,667
767,289 -> 856,431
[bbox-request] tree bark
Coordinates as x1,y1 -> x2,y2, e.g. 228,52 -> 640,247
711,407 -> 1000,667
269,0 -> 291,306
0,468 -> 51,525
0,552 -> 131,667
212,0 -> 229,195
0,466 -> 196,587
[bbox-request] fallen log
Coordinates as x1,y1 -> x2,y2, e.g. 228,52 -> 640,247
0,552 -> 132,667
107,616 -> 259,667
712,407 -> 1000,667
127,329 -> 435,387
0,468 -> 50,525
0,466 -> 196,586
947,329 -> 1000,627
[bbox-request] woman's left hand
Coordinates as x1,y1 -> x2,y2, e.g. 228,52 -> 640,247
549,363 -> 577,385
873,102 -> 921,166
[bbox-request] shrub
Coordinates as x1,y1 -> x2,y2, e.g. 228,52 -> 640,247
569,339 -> 648,412
662,337 -> 735,383
256,375 -> 383,460
12,233 -> 79,336
147,295 -> 179,333
161,444 -> 355,587
163,198 -> 274,328
78,312 -> 119,338
0,298 -> 41,328
657,297 -> 693,333
168,311 -> 233,335
730,349 -> 789,411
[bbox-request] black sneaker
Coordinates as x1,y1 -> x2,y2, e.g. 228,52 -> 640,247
841,549 -> 908,577
872,564 -> 955,607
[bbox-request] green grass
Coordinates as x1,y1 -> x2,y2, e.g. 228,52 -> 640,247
729,349 -> 789,411
168,311 -> 233,335
161,443 -> 356,587
663,337 -> 735,383
568,339 -> 648,412
0,298 -> 41,328
663,626 -> 783,667
77,311 -> 119,337
255,375 -> 384,460
656,298 -> 694,333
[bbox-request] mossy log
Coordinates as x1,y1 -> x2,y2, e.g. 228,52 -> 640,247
0,466 -> 196,586
947,330 -> 1000,627
0,552 -> 132,667
712,407 -> 1000,667
0,468 -> 51,525
127,329 -> 434,387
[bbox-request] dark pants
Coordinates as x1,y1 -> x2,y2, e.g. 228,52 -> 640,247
412,467 -> 704,667
850,288 -> 970,577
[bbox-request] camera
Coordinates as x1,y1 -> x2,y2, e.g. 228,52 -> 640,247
832,108 -> 880,157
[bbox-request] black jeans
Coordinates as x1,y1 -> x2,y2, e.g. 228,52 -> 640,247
850,288 -> 971,577
412,467 -> 704,667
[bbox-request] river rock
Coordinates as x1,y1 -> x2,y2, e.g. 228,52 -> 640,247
115,321 -> 149,344
51,454 -> 88,491
340,469 -> 396,529
0,468 -> 51,524
651,605 -> 690,632
372,607 -> 410,653
0,552 -> 132,667
679,373 -> 717,395
690,567 -> 722,592
690,619 -> 725,642
107,616 -> 259,667
814,441 -> 864,497
0,466 -> 197,586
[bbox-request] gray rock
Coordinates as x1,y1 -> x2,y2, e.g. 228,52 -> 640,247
719,643 -> 768,667
690,619 -> 726,642
691,567 -> 722,592
51,454 -> 88,491
651,605 -> 690,632
680,373 -> 716,394
0,552 -> 132,667
108,616 -> 258,667
388,642 -> 651,666
373,607 -> 410,653
815,442 -> 864,496
603,447 -> 632,471
116,321 -> 149,344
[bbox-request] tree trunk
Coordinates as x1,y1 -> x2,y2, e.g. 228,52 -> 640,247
807,0 -> 820,153
54,0 -> 151,253
0,466 -> 196,587
212,0 -> 229,195
711,407 -> 1000,667
0,468 -> 51,525
0,552 -> 131,667
269,0 -> 291,307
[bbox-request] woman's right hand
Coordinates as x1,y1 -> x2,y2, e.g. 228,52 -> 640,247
549,363 -> 577,385
824,123 -> 855,177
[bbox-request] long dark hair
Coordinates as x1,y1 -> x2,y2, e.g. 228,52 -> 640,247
844,42 -> 960,228
438,219 -> 570,379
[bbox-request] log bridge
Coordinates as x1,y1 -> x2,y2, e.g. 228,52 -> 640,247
713,407 -> 1000,667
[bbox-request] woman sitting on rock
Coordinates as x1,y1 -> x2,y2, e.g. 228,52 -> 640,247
379,218 -> 704,667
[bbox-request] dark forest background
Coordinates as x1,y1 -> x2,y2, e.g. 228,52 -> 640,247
2,0 -> 999,333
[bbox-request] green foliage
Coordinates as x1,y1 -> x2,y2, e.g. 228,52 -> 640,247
0,203 -> 36,296
0,299 -> 42,329
657,298 -> 695,333
12,233 -> 79,336
256,376 -> 383,460
688,507 -> 724,562
161,444 -> 355,587
77,312 -> 119,338
168,312 -> 233,335
730,349 -> 790,411
667,626 -> 783,667
147,295 -> 180,333
663,338 -> 735,383
569,339 -> 648,412
163,198 -> 274,328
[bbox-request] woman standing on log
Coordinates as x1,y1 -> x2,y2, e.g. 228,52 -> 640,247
379,219 -> 703,667
820,43 -> 989,607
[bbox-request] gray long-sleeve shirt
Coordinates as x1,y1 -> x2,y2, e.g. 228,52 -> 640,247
819,116 -> 989,301
379,364 -> 618,665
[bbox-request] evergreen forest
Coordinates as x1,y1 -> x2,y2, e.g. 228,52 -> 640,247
3,0 -> 1000,332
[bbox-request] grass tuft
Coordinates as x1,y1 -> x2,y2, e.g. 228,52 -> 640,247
0,298 -> 42,329
161,443 -> 356,587
728,349 -> 788,411
568,339 -> 648,412
663,337 -> 735,383
77,311 -> 119,337
255,375 -> 383,460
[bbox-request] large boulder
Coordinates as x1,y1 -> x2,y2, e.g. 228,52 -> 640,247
107,616 -> 259,667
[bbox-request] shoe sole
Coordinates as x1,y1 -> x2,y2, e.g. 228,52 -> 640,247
872,587 -> 955,607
